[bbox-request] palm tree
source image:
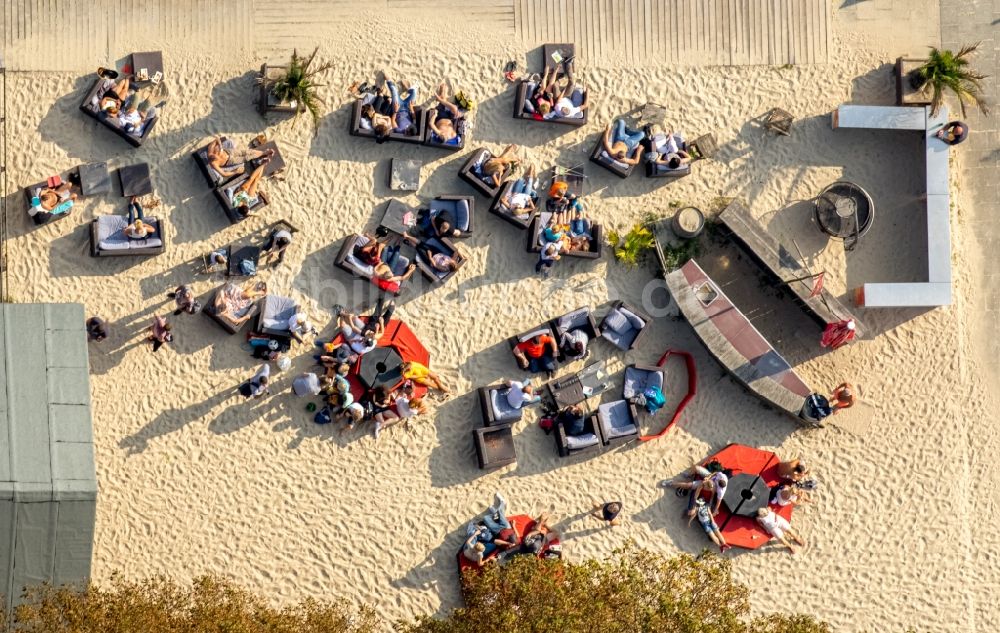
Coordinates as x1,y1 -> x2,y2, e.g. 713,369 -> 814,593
270,47 -> 334,133
608,225 -> 655,269
912,43 -> 990,117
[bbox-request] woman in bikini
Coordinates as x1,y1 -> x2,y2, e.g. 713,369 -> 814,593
207,137 -> 274,178
231,161 -> 269,217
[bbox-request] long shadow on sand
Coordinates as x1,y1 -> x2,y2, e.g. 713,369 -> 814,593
120,388 -> 238,455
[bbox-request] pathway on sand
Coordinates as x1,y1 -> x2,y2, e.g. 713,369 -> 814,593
1,0 -> 829,70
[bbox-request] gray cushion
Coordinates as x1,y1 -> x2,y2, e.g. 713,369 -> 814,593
260,295 -> 297,330
454,199 -> 470,231
489,388 -> 521,422
603,309 -> 629,334
599,150 -> 630,170
518,327 -> 551,343
601,328 -> 632,351
557,308 -> 590,333
598,400 -> 637,439
97,215 -> 162,251
565,433 -> 599,449
619,307 -> 646,331
623,367 -> 664,399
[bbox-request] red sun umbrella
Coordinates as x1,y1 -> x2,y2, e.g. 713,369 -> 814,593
638,349 -> 697,442
329,318 -> 431,403
820,319 -> 856,349
689,444 -> 793,550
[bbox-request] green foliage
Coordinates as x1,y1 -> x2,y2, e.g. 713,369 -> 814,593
660,236 -> 699,271
916,43 -> 990,117
399,546 -> 830,633
608,225 -> 655,269
270,47 -> 334,134
11,574 -> 379,633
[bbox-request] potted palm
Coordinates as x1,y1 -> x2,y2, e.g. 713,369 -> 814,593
608,224 -> 655,269
896,44 -> 990,116
256,48 -> 333,132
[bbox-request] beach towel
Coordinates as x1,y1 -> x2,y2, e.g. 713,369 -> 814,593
219,283 -> 254,319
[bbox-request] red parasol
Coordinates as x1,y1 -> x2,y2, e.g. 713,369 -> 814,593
690,444 -> 794,550
820,319 -> 856,349
330,318 -> 430,402
638,349 -> 697,442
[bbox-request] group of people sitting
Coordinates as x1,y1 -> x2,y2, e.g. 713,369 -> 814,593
536,181 -> 593,276
352,233 -> 420,293
599,118 -> 692,173
511,327 -> 591,379
666,456 -> 814,554
354,78 -> 467,145
94,75 -> 160,137
205,227 -> 294,276
462,493 -> 560,567
525,57 -> 587,121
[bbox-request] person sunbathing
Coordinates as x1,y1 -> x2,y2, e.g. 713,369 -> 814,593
602,119 -> 645,164
481,144 -> 520,187
776,458 -> 809,483
386,79 -> 418,136
231,161 -> 268,217
361,100 -> 395,143
213,281 -> 265,325
98,76 -> 133,115
354,234 -> 386,267
690,497 -> 731,553
529,67 -> 562,118
401,360 -> 450,395
426,249 -> 459,273
372,261 -> 417,294
498,164 -> 537,218
123,197 -> 156,240
428,83 -> 464,145
30,183 -> 77,219
547,63 -> 587,120
756,507 -> 806,554
207,136 -> 275,178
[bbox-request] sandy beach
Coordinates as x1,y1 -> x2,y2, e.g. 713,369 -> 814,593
3,2 -> 998,631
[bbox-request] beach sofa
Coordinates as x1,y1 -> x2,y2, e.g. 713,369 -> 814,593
334,234 -> 413,296
415,236 -> 466,286
589,134 -> 640,179
550,307 -> 599,362
89,216 -> 166,257
507,323 -> 559,373
192,139 -> 283,189
253,294 -> 299,339
23,172 -> 82,227
641,130 -> 692,179
348,99 -> 426,144
203,283 -> 260,335
623,364 -> 665,400
513,43 -> 589,128
78,78 -> 160,148
423,109 -> 467,151
555,411 -> 602,457
488,181 -> 535,230
600,301 -> 652,351
459,148 -> 510,198
526,212 -> 603,259
428,195 -> 474,237
213,174 -> 270,225
594,399 -> 640,446
478,383 -> 524,426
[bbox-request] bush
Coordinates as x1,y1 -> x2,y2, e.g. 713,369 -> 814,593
398,546 -> 829,633
10,574 -> 379,633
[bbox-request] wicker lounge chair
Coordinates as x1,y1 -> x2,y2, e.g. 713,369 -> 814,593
414,236 -> 466,285
348,99 -> 425,144
526,212 -> 603,259
333,234 -> 414,296
89,216 -> 166,257
22,171 -> 82,227
192,139 -> 284,189
78,78 -> 160,148
595,399 -> 640,446
555,411 -> 602,457
213,174 -> 270,225
422,109 -> 467,151
600,301 -> 652,351
478,383 -> 524,426
589,133 -> 639,179
202,283 -> 261,335
550,307 -> 599,362
488,181 -> 535,230
513,43 -> 589,128
458,148 -> 509,198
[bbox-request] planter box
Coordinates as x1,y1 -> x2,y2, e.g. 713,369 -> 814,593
257,64 -> 298,115
895,57 -> 933,107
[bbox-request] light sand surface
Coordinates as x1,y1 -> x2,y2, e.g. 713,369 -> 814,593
4,7 -> 994,633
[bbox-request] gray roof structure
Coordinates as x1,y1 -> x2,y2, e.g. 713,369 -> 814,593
0,303 -> 96,614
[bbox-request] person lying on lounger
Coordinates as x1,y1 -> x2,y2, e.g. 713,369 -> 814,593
207,137 -> 275,178
401,360 -> 450,395
231,160 -> 269,218
480,144 -> 521,187
646,124 -> 691,169
29,183 -> 77,219
425,248 -> 459,274
602,119 -> 645,165
386,79 -> 418,136
212,281 -> 266,325
372,261 -> 417,294
497,164 -> 537,219
427,83 -> 465,145
98,76 -> 133,115
537,59 -> 586,120
123,197 -> 156,240
354,233 -> 387,268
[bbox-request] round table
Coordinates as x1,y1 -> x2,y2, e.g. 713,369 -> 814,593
814,181 -> 875,243
721,473 -> 771,517
356,346 -> 404,391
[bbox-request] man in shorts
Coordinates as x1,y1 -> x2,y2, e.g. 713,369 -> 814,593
690,498 -> 731,553
756,507 -> 806,554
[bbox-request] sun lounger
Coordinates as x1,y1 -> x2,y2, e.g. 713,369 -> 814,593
88,216 -> 166,257
595,400 -> 640,446
555,412 -> 602,457
458,148 -> 509,198
600,301 -> 651,351
526,213 -> 603,259
78,78 -> 160,148
478,383 -> 524,426
550,307 -> 599,362
253,294 -> 299,339
512,43 -> 589,128
192,139 -> 284,189
203,283 -> 260,335
422,109 -> 467,151
488,181 -> 535,230
213,175 -> 270,225
333,234 -> 413,296
349,99 -> 426,145
589,134 -> 639,179
414,236 -> 466,285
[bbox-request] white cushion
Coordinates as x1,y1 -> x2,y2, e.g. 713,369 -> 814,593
565,433 -> 598,449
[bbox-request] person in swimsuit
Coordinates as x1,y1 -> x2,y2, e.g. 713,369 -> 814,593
481,144 -> 520,187
231,160 -> 268,217
207,136 -> 275,178
428,82 -> 464,145
98,76 -> 132,115
353,234 -> 386,267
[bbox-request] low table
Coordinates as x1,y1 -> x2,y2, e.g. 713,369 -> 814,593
357,346 -> 404,390
378,199 -> 419,237
546,361 -> 613,409
721,473 -> 770,517
118,163 -> 153,197
474,424 -> 516,470
389,158 -> 421,191
78,162 -> 112,196
130,51 -> 164,86
227,245 -> 261,277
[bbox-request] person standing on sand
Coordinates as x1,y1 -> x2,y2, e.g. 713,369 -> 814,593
829,382 -> 856,413
591,501 -> 622,527
167,284 -> 200,316
86,316 -> 108,342
241,364 -> 270,399
147,315 -> 173,352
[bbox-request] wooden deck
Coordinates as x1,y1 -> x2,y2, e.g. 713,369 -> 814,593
0,0 -> 828,71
